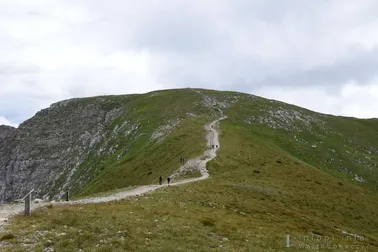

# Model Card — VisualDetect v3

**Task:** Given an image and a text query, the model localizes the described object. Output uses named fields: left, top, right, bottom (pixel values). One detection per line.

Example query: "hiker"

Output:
left=182, top=157, right=185, bottom=164
left=159, top=176, right=162, bottom=185
left=167, top=176, right=171, bottom=185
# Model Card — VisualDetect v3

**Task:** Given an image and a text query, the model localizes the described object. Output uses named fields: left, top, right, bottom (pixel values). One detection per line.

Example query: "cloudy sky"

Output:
left=1, top=0, right=378, bottom=127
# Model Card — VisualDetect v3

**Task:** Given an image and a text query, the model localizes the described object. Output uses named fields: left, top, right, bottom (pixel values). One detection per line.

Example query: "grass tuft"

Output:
left=0, top=233, right=15, bottom=241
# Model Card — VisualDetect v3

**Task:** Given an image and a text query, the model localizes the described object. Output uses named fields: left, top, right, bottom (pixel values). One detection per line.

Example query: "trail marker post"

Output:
left=25, top=193, right=31, bottom=216
left=22, top=189, right=34, bottom=216
left=66, top=190, right=70, bottom=201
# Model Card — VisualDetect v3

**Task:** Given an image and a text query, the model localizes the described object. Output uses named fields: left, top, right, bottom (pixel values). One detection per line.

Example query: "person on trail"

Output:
left=159, top=176, right=162, bottom=185
left=167, top=176, right=171, bottom=185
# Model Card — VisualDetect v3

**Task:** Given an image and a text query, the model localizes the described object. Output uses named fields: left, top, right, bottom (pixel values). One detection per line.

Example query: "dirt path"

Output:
left=0, top=116, right=227, bottom=230
left=0, top=201, right=51, bottom=232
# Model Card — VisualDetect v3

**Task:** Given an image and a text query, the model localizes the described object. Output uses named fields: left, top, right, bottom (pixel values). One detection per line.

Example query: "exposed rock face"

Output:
left=150, top=119, right=182, bottom=142
left=0, top=125, right=18, bottom=202
left=0, top=97, right=134, bottom=203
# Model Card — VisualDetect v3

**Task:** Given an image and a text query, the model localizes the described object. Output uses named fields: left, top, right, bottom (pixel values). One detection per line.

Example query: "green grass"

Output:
left=3, top=118, right=378, bottom=251
left=71, top=185, right=138, bottom=200
left=2, top=88, right=378, bottom=251
left=224, top=94, right=378, bottom=192
left=78, top=116, right=208, bottom=197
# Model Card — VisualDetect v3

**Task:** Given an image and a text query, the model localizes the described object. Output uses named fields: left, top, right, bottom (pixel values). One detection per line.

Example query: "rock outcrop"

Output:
left=0, top=97, right=135, bottom=203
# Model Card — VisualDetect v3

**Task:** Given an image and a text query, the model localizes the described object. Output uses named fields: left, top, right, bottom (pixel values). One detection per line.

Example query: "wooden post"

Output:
left=285, top=235, right=291, bottom=248
left=25, top=193, right=31, bottom=216
left=66, top=190, right=70, bottom=201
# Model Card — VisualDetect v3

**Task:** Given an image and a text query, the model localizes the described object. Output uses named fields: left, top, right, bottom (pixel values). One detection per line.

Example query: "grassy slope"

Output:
left=2, top=89, right=378, bottom=251
left=78, top=117, right=208, bottom=197
left=72, top=89, right=216, bottom=197
left=227, top=93, right=378, bottom=192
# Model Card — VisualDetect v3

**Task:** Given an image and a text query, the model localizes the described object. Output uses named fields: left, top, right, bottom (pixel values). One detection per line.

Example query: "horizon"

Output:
left=1, top=1, right=378, bottom=126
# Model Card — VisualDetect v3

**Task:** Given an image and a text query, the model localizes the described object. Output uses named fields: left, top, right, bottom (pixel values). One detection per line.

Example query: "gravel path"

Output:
left=0, top=116, right=227, bottom=230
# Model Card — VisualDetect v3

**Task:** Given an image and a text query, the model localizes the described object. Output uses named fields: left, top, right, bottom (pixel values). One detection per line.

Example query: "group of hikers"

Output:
left=159, top=176, right=170, bottom=185
left=156, top=128, right=218, bottom=185
left=158, top=156, right=187, bottom=186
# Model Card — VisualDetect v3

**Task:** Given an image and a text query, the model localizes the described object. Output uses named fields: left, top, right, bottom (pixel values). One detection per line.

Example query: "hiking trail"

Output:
left=0, top=116, right=227, bottom=231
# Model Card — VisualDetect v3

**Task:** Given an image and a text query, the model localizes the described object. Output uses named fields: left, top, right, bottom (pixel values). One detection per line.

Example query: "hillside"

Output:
left=1, top=88, right=378, bottom=251
left=0, top=89, right=218, bottom=203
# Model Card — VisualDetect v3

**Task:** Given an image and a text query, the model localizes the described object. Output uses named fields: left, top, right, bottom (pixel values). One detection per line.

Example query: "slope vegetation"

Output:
left=1, top=88, right=378, bottom=251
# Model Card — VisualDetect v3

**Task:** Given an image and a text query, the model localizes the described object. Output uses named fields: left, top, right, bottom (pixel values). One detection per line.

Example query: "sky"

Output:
left=1, top=0, right=378, bottom=127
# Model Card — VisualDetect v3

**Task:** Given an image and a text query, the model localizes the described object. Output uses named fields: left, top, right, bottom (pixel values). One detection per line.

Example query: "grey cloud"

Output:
left=2, top=0, right=378, bottom=125
left=240, top=47, right=378, bottom=95
left=133, top=12, right=218, bottom=53
left=0, top=96, right=43, bottom=124
left=27, top=11, right=42, bottom=16
left=0, top=65, right=41, bottom=75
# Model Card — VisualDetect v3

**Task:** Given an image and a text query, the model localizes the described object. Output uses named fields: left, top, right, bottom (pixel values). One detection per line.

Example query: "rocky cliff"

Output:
left=0, top=96, right=138, bottom=203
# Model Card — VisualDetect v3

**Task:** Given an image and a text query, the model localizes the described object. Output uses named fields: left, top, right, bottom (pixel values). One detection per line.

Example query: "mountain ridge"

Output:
left=0, top=88, right=377, bottom=205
